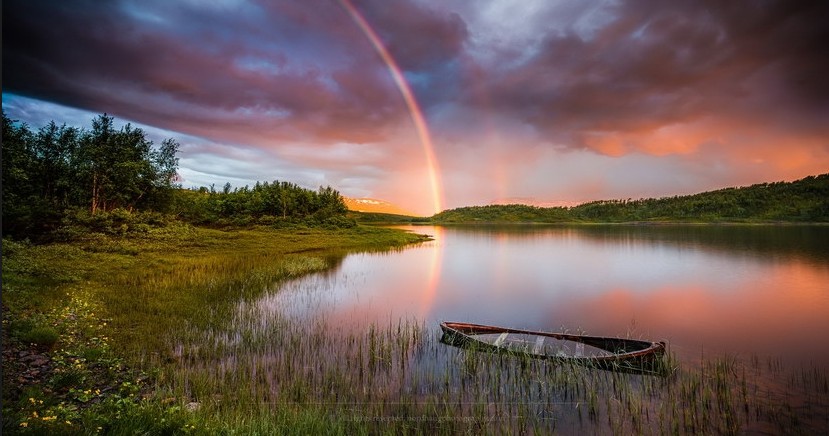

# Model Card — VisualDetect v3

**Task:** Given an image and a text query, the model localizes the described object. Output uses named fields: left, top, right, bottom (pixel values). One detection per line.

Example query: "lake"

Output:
left=197, top=224, right=829, bottom=432
left=269, top=225, right=829, bottom=365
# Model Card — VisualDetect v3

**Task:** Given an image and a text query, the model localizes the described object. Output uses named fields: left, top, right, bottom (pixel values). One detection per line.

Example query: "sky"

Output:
left=3, top=0, right=828, bottom=216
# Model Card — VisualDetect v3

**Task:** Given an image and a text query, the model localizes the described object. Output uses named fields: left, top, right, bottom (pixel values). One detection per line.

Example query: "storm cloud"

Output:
left=4, top=0, right=828, bottom=214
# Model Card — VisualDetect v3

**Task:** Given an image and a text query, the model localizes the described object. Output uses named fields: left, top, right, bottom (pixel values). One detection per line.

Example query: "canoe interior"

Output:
left=470, top=332, right=617, bottom=358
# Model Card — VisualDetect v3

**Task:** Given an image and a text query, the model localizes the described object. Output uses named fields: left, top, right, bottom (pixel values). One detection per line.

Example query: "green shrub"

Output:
left=20, top=326, right=59, bottom=348
left=50, top=367, right=86, bottom=391
left=2, top=238, right=31, bottom=256
left=321, top=215, right=357, bottom=229
left=8, top=318, right=36, bottom=338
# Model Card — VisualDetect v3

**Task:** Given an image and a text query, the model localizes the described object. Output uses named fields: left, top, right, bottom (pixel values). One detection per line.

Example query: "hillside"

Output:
left=431, top=174, right=829, bottom=223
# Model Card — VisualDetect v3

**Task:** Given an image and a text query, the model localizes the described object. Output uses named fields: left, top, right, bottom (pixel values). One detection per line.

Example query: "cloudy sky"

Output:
left=4, top=0, right=828, bottom=215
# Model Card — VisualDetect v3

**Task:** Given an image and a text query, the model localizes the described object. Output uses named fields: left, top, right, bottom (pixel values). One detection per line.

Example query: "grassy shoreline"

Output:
left=2, top=224, right=429, bottom=433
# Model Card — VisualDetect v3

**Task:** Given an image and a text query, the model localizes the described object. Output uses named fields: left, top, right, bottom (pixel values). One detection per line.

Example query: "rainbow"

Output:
left=339, top=0, right=444, bottom=215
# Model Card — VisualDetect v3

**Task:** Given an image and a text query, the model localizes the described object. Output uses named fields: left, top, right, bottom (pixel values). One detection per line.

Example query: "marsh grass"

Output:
left=165, top=288, right=829, bottom=434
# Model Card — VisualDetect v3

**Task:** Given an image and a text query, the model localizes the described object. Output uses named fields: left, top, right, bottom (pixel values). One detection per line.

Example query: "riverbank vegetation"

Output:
left=0, top=112, right=425, bottom=432
left=430, top=174, right=829, bottom=224
left=1, top=224, right=430, bottom=433
left=2, top=112, right=354, bottom=241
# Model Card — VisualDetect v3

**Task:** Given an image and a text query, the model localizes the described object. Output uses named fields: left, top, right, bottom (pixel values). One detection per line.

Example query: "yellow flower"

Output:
left=32, top=411, right=39, bottom=418
left=20, top=422, right=28, bottom=428
left=29, top=397, right=36, bottom=403
left=65, top=420, right=72, bottom=425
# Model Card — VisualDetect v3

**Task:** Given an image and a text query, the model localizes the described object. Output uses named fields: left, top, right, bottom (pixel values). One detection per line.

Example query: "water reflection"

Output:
left=267, top=225, right=829, bottom=365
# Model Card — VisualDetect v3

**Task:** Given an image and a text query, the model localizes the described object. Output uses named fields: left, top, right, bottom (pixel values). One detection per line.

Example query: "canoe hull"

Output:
left=440, top=321, right=666, bottom=372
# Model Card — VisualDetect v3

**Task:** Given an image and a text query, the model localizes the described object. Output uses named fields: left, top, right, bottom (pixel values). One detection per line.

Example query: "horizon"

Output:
left=4, top=1, right=829, bottom=216
left=349, top=172, right=826, bottom=217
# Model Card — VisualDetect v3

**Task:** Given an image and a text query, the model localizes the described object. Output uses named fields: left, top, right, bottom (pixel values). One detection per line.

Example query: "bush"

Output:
left=50, top=367, right=86, bottom=391
left=20, top=326, right=59, bottom=348
left=58, top=207, right=174, bottom=238
left=2, top=238, right=31, bottom=256
left=8, top=318, right=36, bottom=338
left=320, top=215, right=357, bottom=229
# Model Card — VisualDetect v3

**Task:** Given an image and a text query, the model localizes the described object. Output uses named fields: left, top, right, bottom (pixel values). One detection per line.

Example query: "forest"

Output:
left=2, top=112, right=351, bottom=239
left=431, top=174, right=829, bottom=223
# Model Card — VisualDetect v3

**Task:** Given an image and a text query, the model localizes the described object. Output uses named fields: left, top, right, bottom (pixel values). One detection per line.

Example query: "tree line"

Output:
left=3, top=112, right=179, bottom=236
left=171, top=182, right=349, bottom=227
left=431, top=175, right=829, bottom=223
left=2, top=112, right=351, bottom=238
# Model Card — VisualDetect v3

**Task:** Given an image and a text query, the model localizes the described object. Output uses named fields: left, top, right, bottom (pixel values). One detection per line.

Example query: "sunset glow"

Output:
left=3, top=1, right=828, bottom=215
left=339, top=0, right=444, bottom=214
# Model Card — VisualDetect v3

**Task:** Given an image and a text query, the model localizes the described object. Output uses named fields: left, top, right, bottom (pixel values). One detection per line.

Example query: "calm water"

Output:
left=202, top=225, right=829, bottom=432
left=269, top=225, right=829, bottom=365
left=263, top=226, right=829, bottom=364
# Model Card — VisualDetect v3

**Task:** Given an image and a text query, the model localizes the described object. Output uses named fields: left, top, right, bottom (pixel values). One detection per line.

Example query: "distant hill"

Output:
left=489, top=198, right=582, bottom=208
left=431, top=174, right=829, bottom=223
left=346, top=211, right=428, bottom=223
left=343, top=197, right=417, bottom=216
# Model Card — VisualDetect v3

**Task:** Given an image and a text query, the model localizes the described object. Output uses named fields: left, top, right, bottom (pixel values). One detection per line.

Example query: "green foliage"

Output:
left=348, top=211, right=429, bottom=223
left=57, top=207, right=167, bottom=237
left=20, top=327, right=60, bottom=348
left=432, top=204, right=571, bottom=223
left=2, top=112, right=181, bottom=238
left=2, top=111, right=353, bottom=239
left=432, top=174, right=829, bottom=223
left=169, top=182, right=350, bottom=227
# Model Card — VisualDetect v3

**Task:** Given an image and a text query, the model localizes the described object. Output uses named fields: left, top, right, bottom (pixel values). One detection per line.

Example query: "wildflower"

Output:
left=29, top=397, right=36, bottom=404
left=65, top=420, right=72, bottom=425
left=20, top=422, right=28, bottom=428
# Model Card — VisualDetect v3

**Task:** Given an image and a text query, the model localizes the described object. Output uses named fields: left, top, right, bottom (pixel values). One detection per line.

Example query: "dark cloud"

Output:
left=478, top=0, right=829, bottom=152
left=2, top=0, right=435, bottom=144
left=5, top=0, right=827, bottom=150
left=4, top=0, right=829, bottom=213
left=354, top=0, right=468, bottom=72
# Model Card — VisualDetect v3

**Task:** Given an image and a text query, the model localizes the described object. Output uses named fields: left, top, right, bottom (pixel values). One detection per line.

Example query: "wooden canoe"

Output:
left=440, top=321, right=666, bottom=371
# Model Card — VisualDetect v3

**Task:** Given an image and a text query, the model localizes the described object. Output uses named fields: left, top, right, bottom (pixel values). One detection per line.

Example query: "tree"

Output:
left=77, top=114, right=179, bottom=214
left=2, top=112, right=182, bottom=237
left=2, top=113, right=36, bottom=234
